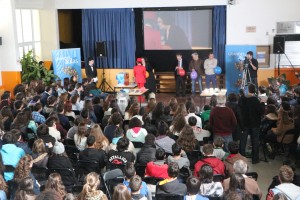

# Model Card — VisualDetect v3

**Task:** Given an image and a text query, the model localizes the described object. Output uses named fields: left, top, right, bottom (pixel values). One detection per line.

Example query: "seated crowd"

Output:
left=0, top=78, right=299, bottom=200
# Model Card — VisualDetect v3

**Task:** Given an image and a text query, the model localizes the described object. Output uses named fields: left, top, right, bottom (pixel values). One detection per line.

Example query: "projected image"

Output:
left=143, top=10, right=212, bottom=50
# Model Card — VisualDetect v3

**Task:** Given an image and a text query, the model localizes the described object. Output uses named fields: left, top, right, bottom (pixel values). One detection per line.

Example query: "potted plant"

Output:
left=20, top=50, right=57, bottom=85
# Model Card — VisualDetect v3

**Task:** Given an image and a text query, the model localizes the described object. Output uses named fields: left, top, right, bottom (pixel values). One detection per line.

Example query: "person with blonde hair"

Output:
left=90, top=124, right=109, bottom=152
left=45, top=173, right=67, bottom=198
left=78, top=172, right=107, bottom=200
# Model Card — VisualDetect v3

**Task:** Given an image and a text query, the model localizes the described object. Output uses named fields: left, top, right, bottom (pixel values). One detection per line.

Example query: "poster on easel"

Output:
left=52, top=48, right=82, bottom=84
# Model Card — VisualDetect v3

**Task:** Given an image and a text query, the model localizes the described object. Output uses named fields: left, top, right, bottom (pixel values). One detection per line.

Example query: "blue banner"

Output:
left=225, top=45, right=256, bottom=94
left=52, top=48, right=82, bottom=84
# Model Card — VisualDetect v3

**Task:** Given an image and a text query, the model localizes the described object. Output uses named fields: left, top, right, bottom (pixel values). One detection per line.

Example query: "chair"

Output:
left=135, top=164, right=146, bottom=179
left=72, top=110, right=80, bottom=116
left=48, top=168, right=78, bottom=192
left=205, top=197, right=222, bottom=200
left=213, top=174, right=225, bottom=182
left=132, top=141, right=144, bottom=148
left=76, top=160, right=100, bottom=182
left=103, top=169, right=124, bottom=199
left=64, top=138, right=76, bottom=146
left=245, top=172, right=258, bottom=181
left=277, top=128, right=298, bottom=156
left=4, top=165, right=15, bottom=172
left=72, top=185, right=84, bottom=195
left=179, top=167, right=191, bottom=183
left=64, top=145, right=79, bottom=167
left=155, top=194, right=184, bottom=200
left=143, top=177, right=164, bottom=185
left=31, top=166, right=48, bottom=183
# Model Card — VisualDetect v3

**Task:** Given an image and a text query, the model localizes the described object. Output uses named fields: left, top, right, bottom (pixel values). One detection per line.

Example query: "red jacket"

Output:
left=193, top=156, right=225, bottom=177
left=145, top=161, right=169, bottom=179
left=134, top=65, right=146, bottom=84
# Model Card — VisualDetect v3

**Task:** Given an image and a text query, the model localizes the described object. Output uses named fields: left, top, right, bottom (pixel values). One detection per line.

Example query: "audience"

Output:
left=107, top=137, right=135, bottom=170
left=155, top=121, right=175, bottom=154
left=156, top=162, right=187, bottom=196
left=199, top=164, right=223, bottom=197
left=267, top=165, right=300, bottom=200
left=137, top=134, right=156, bottom=166
left=212, top=136, right=227, bottom=160
left=79, top=135, right=107, bottom=171
left=126, top=117, right=148, bottom=143
left=223, top=159, right=262, bottom=199
left=209, top=95, right=237, bottom=151
left=112, top=184, right=131, bottom=200
left=0, top=77, right=299, bottom=200
left=123, top=163, right=150, bottom=199
left=185, top=176, right=208, bottom=200
left=194, top=144, right=225, bottom=177
left=224, top=141, right=247, bottom=176
left=167, top=143, right=190, bottom=169
left=77, top=172, right=107, bottom=200
left=145, top=148, right=168, bottom=179
left=45, top=173, right=67, bottom=198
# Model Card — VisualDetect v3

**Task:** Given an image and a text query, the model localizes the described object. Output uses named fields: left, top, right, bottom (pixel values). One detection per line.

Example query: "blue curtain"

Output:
left=82, top=9, right=136, bottom=69
left=213, top=6, right=226, bottom=72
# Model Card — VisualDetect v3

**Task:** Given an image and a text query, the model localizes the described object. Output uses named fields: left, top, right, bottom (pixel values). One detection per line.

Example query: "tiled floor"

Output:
left=153, top=92, right=299, bottom=199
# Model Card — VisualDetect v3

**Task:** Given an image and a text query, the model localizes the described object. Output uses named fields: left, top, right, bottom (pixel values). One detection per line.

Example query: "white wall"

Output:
left=54, top=0, right=227, bottom=9
left=0, top=0, right=21, bottom=71
left=40, top=0, right=59, bottom=60
left=227, top=0, right=300, bottom=45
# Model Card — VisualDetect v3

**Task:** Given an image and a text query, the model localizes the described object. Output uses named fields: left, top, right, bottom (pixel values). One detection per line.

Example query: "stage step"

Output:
left=155, top=72, right=225, bottom=93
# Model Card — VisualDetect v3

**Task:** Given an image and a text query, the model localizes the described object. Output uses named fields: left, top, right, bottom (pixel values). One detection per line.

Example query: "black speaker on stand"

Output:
left=273, top=36, right=285, bottom=76
left=96, top=41, right=113, bottom=92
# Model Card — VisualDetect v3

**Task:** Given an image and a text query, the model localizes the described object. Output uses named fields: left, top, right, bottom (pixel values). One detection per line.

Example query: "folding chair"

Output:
left=76, top=160, right=100, bottom=183
left=48, top=168, right=78, bottom=192
left=179, top=167, right=191, bottom=184
left=213, top=174, right=225, bottom=182
left=103, top=168, right=124, bottom=199
left=135, top=164, right=146, bottom=179
left=64, top=138, right=76, bottom=146
left=143, top=177, right=164, bottom=185
left=31, top=166, right=48, bottom=183
left=155, top=194, right=184, bottom=200
left=132, top=141, right=144, bottom=148
left=245, top=172, right=258, bottom=181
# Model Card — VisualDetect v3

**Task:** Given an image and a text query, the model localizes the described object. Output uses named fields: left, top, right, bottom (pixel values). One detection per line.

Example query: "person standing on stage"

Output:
left=134, top=58, right=146, bottom=89
left=85, top=57, right=98, bottom=82
left=174, top=53, right=189, bottom=97
left=189, top=52, right=204, bottom=95
left=142, top=57, right=156, bottom=94
left=244, top=51, right=259, bottom=89
left=204, top=52, right=218, bottom=89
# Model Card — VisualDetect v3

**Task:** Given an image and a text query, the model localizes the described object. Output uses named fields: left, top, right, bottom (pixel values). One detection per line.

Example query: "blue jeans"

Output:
left=191, top=76, right=202, bottom=94
left=240, top=127, right=260, bottom=162
left=205, top=74, right=217, bottom=89
left=214, top=134, right=233, bottom=152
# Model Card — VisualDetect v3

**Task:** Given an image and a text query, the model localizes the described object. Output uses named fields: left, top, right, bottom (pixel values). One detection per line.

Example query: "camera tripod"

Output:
left=241, top=64, right=252, bottom=89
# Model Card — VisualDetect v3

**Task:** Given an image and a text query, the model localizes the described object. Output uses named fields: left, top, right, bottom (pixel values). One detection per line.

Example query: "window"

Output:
left=15, top=9, right=41, bottom=59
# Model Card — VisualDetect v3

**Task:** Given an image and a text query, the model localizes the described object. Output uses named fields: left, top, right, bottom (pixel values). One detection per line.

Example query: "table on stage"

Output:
left=199, top=89, right=227, bottom=105
left=114, top=83, right=137, bottom=92
left=128, top=89, right=149, bottom=106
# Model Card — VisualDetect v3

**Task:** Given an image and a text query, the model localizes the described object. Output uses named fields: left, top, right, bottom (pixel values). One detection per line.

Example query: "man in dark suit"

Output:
left=174, top=53, right=189, bottom=97
left=85, top=57, right=98, bottom=81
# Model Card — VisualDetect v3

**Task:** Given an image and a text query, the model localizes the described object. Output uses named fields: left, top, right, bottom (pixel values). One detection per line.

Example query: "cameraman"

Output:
left=244, top=51, right=258, bottom=89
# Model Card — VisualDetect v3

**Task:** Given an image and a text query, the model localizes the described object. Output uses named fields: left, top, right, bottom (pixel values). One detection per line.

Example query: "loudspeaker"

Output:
left=273, top=36, right=285, bottom=54
left=0, top=37, right=2, bottom=45
left=96, top=41, right=106, bottom=57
